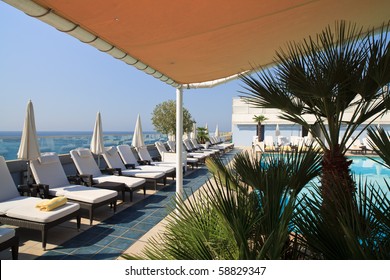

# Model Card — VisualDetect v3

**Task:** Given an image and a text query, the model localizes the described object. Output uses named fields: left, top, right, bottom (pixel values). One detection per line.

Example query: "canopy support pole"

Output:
left=176, top=86, right=184, bottom=202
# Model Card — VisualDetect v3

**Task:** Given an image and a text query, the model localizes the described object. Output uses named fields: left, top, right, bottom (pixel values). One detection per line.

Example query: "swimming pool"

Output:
left=262, top=154, right=390, bottom=198
left=349, top=156, right=390, bottom=188
left=296, top=155, right=389, bottom=206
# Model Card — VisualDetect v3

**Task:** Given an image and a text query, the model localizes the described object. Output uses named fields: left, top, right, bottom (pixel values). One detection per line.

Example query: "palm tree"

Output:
left=253, top=114, right=267, bottom=141
left=241, top=21, right=390, bottom=209
left=196, top=127, right=210, bottom=144
left=124, top=148, right=323, bottom=260
left=123, top=148, right=390, bottom=259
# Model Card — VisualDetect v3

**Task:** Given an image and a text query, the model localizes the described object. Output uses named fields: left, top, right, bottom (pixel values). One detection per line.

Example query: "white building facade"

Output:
left=232, top=97, right=390, bottom=147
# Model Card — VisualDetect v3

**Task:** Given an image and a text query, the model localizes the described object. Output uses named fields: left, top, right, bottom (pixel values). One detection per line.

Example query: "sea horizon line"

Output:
left=0, top=130, right=161, bottom=136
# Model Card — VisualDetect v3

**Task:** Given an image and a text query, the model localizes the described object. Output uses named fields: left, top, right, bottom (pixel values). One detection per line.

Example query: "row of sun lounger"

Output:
left=154, top=137, right=233, bottom=167
left=0, top=156, right=81, bottom=251
left=0, top=138, right=234, bottom=255
left=0, top=145, right=150, bottom=250
left=254, top=135, right=376, bottom=154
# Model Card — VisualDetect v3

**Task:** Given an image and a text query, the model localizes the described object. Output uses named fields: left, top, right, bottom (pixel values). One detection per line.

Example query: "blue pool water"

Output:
left=261, top=154, right=389, bottom=196
left=304, top=156, right=390, bottom=200
left=349, top=156, right=390, bottom=187
left=350, top=156, right=390, bottom=175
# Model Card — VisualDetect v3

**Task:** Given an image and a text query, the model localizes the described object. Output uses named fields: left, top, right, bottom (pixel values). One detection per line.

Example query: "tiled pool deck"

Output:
left=0, top=149, right=238, bottom=260
left=39, top=167, right=212, bottom=260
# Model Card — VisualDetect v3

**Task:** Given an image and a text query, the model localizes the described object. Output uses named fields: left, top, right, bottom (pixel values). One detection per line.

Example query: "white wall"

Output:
left=232, top=97, right=390, bottom=147
left=232, top=123, right=303, bottom=146
left=232, top=124, right=257, bottom=146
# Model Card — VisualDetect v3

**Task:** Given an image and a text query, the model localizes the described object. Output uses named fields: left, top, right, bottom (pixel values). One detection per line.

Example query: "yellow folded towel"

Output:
left=36, top=196, right=67, bottom=211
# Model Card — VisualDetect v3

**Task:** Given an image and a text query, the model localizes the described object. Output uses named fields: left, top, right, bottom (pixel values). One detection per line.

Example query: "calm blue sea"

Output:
left=0, top=131, right=168, bottom=160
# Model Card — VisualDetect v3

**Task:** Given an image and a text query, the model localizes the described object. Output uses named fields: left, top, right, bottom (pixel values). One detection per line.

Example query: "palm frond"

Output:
left=295, top=175, right=390, bottom=259
left=240, top=21, right=390, bottom=153
left=366, top=126, right=390, bottom=169
left=124, top=189, right=239, bottom=260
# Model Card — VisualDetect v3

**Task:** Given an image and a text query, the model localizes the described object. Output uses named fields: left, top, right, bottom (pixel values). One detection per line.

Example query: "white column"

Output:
left=176, top=86, right=184, bottom=200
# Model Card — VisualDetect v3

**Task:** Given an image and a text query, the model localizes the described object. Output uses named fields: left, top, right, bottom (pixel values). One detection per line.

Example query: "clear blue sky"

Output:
left=0, top=2, right=243, bottom=133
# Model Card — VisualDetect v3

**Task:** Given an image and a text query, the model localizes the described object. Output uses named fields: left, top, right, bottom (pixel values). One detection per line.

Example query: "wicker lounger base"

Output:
left=0, top=209, right=81, bottom=250
left=68, top=196, right=117, bottom=226
left=143, top=174, right=167, bottom=191
left=92, top=182, right=127, bottom=202
left=187, top=161, right=198, bottom=169
left=167, top=170, right=175, bottom=180
left=126, top=183, right=146, bottom=202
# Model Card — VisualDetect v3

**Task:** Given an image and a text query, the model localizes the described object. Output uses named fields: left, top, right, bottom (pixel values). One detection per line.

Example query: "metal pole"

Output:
left=176, top=86, right=184, bottom=201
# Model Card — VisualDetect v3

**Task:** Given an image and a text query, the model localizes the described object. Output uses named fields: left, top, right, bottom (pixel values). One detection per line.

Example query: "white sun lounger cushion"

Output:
left=0, top=190, right=79, bottom=223
left=128, top=145, right=175, bottom=171
left=30, top=153, right=76, bottom=188
left=103, top=147, right=127, bottom=170
left=91, top=174, right=146, bottom=189
left=70, top=149, right=146, bottom=189
left=38, top=152, right=59, bottom=165
left=70, top=149, right=102, bottom=177
left=5, top=201, right=80, bottom=223
left=30, top=153, right=118, bottom=203
left=134, top=146, right=149, bottom=161
left=118, top=145, right=140, bottom=165
left=0, top=196, right=41, bottom=215
left=78, top=148, right=93, bottom=158
left=105, top=146, right=118, bottom=156
left=0, top=157, right=21, bottom=202
left=187, top=153, right=207, bottom=159
left=0, top=156, right=80, bottom=225
left=107, top=145, right=176, bottom=174
left=132, top=146, right=172, bottom=168
left=155, top=142, right=197, bottom=164
left=120, top=169, right=165, bottom=179
left=130, top=145, right=177, bottom=169
left=104, top=146, right=165, bottom=179
left=135, top=164, right=175, bottom=174
left=48, top=185, right=117, bottom=204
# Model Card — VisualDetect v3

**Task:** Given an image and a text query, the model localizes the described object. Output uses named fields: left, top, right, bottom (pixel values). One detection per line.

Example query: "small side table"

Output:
left=92, top=182, right=127, bottom=202
left=0, top=228, right=19, bottom=260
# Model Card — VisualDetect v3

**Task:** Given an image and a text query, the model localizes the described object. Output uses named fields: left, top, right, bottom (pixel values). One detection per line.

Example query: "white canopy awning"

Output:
left=4, top=0, right=390, bottom=88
